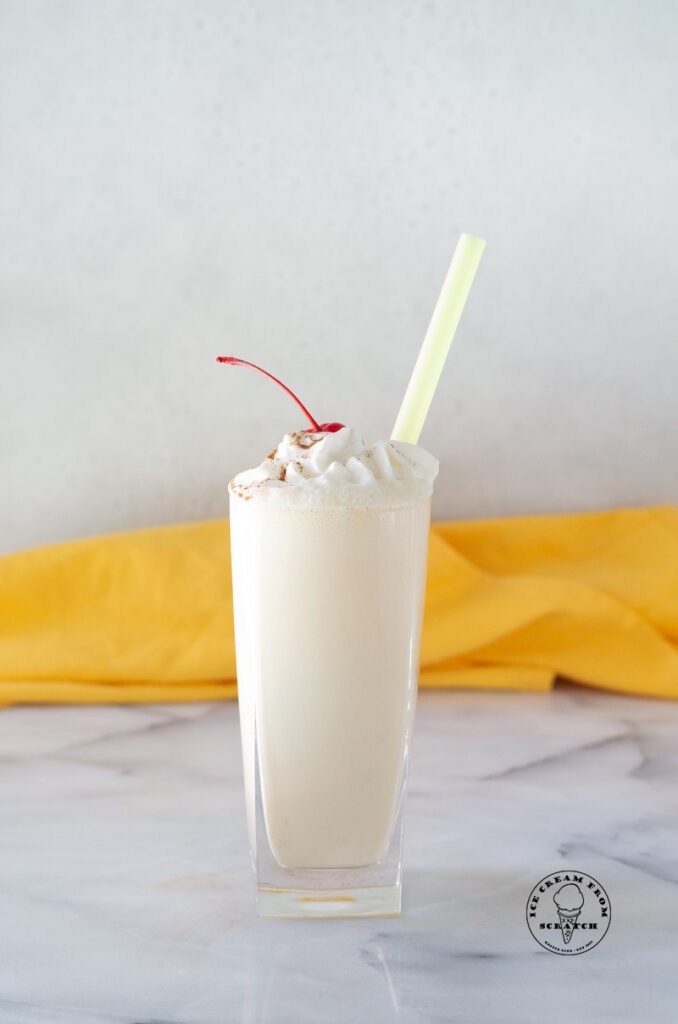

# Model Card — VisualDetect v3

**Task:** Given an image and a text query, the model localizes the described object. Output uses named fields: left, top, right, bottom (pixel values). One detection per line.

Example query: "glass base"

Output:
left=250, top=724, right=406, bottom=918
left=258, top=883, right=401, bottom=918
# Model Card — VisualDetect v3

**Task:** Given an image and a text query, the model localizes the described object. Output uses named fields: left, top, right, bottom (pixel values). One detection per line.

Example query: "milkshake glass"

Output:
left=229, top=427, right=437, bottom=917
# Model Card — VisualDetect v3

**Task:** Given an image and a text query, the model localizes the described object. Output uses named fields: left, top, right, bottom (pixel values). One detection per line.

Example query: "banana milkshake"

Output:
left=230, top=428, right=437, bottom=874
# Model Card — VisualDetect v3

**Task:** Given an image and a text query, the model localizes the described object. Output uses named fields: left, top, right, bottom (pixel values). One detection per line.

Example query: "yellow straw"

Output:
left=391, top=233, right=485, bottom=445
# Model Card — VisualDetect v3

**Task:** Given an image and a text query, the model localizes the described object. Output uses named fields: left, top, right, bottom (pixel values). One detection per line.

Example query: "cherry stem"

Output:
left=216, top=357, right=321, bottom=432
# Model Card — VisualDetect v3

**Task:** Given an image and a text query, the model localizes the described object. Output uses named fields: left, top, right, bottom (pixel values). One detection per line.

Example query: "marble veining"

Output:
left=0, top=687, right=677, bottom=1023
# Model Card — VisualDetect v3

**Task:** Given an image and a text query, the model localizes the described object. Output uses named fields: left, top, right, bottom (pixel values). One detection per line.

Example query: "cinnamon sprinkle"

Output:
left=289, top=430, right=323, bottom=449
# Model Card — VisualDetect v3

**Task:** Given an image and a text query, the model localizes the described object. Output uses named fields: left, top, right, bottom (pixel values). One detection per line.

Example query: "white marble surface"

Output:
left=1, top=686, right=677, bottom=1023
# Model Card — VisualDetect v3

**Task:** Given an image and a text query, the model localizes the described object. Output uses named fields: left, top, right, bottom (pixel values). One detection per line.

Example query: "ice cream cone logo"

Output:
left=526, top=871, right=611, bottom=955
left=553, top=883, right=585, bottom=945
left=557, top=880, right=585, bottom=942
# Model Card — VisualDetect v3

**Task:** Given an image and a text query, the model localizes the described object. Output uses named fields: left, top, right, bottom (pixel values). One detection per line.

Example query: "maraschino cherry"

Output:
left=217, top=357, right=345, bottom=433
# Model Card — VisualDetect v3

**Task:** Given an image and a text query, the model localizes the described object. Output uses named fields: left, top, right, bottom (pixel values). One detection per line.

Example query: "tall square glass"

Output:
left=229, top=491, right=431, bottom=917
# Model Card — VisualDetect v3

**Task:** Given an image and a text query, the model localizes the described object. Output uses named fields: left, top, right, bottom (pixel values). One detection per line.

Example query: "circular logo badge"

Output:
left=526, top=870, right=611, bottom=955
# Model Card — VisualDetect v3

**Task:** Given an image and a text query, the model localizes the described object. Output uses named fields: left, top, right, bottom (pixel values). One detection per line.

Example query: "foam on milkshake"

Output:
left=230, top=426, right=438, bottom=506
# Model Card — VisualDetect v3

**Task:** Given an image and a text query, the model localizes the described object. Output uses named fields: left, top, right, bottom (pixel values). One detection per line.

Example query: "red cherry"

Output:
left=318, top=422, right=346, bottom=432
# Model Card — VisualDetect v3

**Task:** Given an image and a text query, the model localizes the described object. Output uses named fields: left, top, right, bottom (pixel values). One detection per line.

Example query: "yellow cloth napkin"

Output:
left=2, top=506, right=678, bottom=704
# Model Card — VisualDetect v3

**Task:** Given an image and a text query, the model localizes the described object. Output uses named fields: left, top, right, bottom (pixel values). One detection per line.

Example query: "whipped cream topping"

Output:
left=230, top=427, right=438, bottom=506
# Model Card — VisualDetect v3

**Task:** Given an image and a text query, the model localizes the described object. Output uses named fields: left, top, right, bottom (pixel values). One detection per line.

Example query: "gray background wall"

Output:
left=2, top=0, right=676, bottom=553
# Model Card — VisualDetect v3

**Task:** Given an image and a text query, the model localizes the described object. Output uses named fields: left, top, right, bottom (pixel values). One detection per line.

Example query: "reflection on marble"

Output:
left=1, top=686, right=677, bottom=1022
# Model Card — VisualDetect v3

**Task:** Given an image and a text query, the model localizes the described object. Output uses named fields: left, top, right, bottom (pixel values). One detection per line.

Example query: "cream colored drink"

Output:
left=230, top=427, right=437, bottom=870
